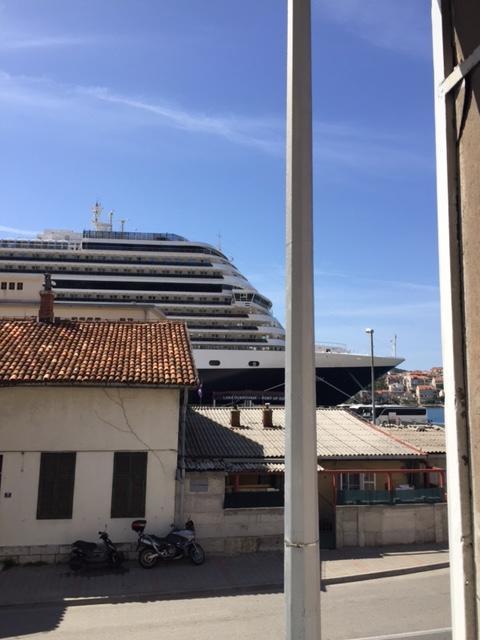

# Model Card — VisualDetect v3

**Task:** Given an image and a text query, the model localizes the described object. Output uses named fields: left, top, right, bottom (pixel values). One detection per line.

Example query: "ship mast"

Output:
left=91, top=202, right=113, bottom=232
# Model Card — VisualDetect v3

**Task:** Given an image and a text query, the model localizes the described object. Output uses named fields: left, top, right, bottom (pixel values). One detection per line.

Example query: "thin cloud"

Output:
left=0, top=35, right=92, bottom=50
left=317, top=0, right=431, bottom=59
left=77, top=85, right=282, bottom=153
left=313, top=121, right=433, bottom=173
left=0, top=225, right=38, bottom=236
left=0, top=70, right=431, bottom=171
left=316, top=300, right=439, bottom=319
left=0, top=70, right=282, bottom=154
left=314, top=268, right=439, bottom=293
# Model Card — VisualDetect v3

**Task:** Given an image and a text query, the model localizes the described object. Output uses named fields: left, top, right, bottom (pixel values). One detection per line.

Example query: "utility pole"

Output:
left=284, top=0, right=320, bottom=639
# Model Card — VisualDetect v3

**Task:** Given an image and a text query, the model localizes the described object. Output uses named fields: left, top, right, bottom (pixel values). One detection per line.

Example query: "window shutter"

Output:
left=37, top=452, right=76, bottom=519
left=111, top=452, right=147, bottom=518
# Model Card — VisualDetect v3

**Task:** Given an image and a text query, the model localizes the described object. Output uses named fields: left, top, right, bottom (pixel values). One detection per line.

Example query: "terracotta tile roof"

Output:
left=0, top=319, right=198, bottom=387
left=185, top=407, right=424, bottom=466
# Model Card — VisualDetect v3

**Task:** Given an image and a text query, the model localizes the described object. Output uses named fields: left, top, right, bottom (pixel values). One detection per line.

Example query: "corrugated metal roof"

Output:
left=377, top=427, right=446, bottom=454
left=184, top=457, right=324, bottom=473
left=186, top=407, right=423, bottom=463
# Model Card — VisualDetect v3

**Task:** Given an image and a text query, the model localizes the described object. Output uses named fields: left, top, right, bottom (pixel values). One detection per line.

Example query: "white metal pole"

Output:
left=285, top=0, right=321, bottom=638
left=431, top=1, right=477, bottom=638
left=370, top=331, right=375, bottom=424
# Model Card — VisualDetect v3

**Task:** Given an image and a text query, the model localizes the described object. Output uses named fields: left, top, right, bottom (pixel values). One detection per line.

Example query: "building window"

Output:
left=209, top=360, right=221, bottom=366
left=224, top=473, right=284, bottom=508
left=16, top=282, right=23, bottom=290
left=248, top=361, right=260, bottom=367
left=340, top=472, right=376, bottom=491
left=1, top=282, right=6, bottom=290
left=37, top=452, right=76, bottom=519
left=111, top=452, right=147, bottom=518
left=8, top=282, right=15, bottom=290
left=189, top=477, right=209, bottom=493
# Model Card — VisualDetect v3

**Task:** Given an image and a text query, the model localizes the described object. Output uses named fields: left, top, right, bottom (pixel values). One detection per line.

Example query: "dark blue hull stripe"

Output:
left=193, top=365, right=393, bottom=405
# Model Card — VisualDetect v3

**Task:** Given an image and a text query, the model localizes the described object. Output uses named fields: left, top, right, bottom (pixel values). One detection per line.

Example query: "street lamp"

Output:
left=365, top=329, right=375, bottom=424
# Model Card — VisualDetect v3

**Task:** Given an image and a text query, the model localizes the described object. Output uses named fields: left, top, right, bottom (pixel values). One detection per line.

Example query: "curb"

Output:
left=0, top=561, right=449, bottom=609
left=321, top=560, right=450, bottom=586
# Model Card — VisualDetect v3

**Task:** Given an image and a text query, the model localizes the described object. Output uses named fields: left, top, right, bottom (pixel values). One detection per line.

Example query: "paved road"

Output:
left=0, top=569, right=450, bottom=640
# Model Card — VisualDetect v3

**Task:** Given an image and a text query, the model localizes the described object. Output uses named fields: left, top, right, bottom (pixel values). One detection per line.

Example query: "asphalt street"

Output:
left=0, top=569, right=450, bottom=640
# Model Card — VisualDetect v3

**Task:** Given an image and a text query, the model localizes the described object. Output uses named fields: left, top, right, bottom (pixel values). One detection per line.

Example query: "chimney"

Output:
left=262, top=403, right=273, bottom=428
left=230, top=405, right=241, bottom=427
left=38, top=274, right=55, bottom=323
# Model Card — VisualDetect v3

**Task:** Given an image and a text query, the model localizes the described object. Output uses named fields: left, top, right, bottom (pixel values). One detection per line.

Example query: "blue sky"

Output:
left=0, top=0, right=440, bottom=369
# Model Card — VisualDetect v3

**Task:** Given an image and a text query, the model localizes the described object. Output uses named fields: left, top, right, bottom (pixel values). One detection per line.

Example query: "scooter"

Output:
left=132, top=519, right=206, bottom=568
left=69, top=531, right=124, bottom=571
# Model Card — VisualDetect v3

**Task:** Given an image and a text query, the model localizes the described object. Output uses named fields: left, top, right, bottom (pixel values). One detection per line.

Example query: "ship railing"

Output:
left=315, top=342, right=350, bottom=354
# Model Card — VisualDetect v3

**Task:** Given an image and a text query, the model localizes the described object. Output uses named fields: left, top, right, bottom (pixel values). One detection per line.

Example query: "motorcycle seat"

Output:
left=72, top=540, right=97, bottom=551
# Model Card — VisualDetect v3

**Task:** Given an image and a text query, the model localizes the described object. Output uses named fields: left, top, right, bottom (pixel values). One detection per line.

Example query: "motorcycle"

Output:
left=69, top=530, right=124, bottom=571
left=132, top=519, right=206, bottom=568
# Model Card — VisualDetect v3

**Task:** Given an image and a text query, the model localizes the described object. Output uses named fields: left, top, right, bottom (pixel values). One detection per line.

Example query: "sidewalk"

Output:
left=0, top=544, right=449, bottom=608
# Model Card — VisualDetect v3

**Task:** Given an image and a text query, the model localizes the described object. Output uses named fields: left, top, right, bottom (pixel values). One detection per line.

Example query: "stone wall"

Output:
left=179, top=472, right=284, bottom=553
left=336, top=503, right=448, bottom=548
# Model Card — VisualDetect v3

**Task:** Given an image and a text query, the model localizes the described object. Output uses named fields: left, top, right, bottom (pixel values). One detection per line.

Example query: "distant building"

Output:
left=181, top=406, right=447, bottom=551
left=416, top=385, right=437, bottom=404
left=405, top=374, right=429, bottom=392
left=388, top=381, right=405, bottom=394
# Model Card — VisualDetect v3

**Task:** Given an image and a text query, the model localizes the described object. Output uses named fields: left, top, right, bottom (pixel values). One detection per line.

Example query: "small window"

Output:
left=209, top=360, right=221, bottom=366
left=8, top=282, right=15, bottom=290
left=111, top=452, right=147, bottom=518
left=190, top=477, right=209, bottom=493
left=248, top=361, right=260, bottom=367
left=1, top=282, right=6, bottom=290
left=16, top=282, right=23, bottom=290
left=37, top=452, right=76, bottom=519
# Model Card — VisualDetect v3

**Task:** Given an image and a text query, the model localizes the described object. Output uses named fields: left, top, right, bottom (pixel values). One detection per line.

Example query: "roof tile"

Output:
left=0, top=319, right=198, bottom=388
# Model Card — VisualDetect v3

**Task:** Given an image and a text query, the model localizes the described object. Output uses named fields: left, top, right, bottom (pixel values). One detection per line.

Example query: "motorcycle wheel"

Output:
left=69, top=556, right=85, bottom=571
left=139, top=547, right=159, bottom=569
left=189, top=543, right=206, bottom=566
left=110, top=551, right=124, bottom=568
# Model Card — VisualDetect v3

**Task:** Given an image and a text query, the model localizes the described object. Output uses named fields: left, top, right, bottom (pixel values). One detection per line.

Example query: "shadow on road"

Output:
left=0, top=605, right=66, bottom=638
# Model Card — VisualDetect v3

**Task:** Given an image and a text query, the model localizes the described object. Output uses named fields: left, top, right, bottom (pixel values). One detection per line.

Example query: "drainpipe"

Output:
left=177, top=389, right=188, bottom=526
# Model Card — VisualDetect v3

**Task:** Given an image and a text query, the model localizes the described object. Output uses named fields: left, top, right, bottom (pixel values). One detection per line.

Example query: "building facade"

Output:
left=0, top=317, right=197, bottom=563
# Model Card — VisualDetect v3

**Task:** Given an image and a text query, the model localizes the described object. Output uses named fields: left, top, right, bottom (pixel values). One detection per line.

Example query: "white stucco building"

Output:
left=0, top=306, right=198, bottom=563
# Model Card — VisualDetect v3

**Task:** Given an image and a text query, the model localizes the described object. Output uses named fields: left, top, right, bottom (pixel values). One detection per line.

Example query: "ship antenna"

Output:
left=108, top=210, right=114, bottom=231
left=391, top=334, right=397, bottom=358
left=217, top=232, right=222, bottom=251
left=120, top=218, right=126, bottom=232
left=91, top=201, right=103, bottom=230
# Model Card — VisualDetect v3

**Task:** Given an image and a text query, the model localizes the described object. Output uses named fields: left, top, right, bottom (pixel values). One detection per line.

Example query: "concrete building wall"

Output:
left=0, top=386, right=180, bottom=559
left=182, top=470, right=446, bottom=554
left=335, top=503, right=448, bottom=548
left=180, top=472, right=284, bottom=553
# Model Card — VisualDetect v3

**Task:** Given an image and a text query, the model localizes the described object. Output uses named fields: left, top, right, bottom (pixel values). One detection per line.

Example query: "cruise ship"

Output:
left=0, top=205, right=402, bottom=404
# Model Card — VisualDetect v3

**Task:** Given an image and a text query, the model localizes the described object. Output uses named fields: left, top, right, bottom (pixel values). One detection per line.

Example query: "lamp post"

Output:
left=365, top=329, right=375, bottom=425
